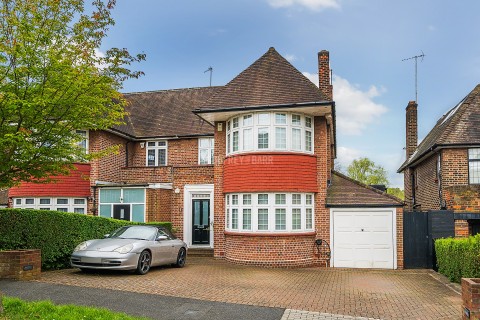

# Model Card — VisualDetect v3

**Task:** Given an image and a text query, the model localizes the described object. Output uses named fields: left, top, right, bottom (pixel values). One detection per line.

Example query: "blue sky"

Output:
left=98, top=0, right=480, bottom=188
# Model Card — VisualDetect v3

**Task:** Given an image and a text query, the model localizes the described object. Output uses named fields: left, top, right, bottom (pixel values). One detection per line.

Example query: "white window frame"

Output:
left=198, top=137, right=214, bottom=165
left=75, top=130, right=89, bottom=154
left=226, top=112, right=314, bottom=155
left=469, top=148, right=480, bottom=184
left=98, top=187, right=146, bottom=222
left=12, top=197, right=88, bottom=213
left=146, top=140, right=168, bottom=166
left=225, top=192, right=314, bottom=233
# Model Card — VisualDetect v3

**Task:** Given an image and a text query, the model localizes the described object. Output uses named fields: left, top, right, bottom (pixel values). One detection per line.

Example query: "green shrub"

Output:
left=435, top=235, right=480, bottom=283
left=0, top=209, right=172, bottom=270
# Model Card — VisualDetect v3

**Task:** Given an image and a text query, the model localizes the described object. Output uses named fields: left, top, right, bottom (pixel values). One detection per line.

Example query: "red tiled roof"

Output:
left=198, top=47, right=326, bottom=110
left=8, top=164, right=91, bottom=197
left=326, top=171, right=403, bottom=207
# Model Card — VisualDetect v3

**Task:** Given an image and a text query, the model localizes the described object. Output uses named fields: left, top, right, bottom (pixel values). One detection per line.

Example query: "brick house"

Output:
left=8, top=48, right=403, bottom=268
left=398, top=84, right=480, bottom=237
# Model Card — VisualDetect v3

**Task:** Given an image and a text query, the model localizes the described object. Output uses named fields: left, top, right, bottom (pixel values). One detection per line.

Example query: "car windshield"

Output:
left=109, top=226, right=157, bottom=241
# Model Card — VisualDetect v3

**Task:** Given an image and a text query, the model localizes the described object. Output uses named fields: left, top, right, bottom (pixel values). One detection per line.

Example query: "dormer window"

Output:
left=226, top=112, right=313, bottom=155
left=146, top=141, right=167, bottom=166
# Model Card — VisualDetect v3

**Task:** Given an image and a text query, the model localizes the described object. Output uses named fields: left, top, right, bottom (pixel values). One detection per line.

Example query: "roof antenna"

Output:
left=402, top=51, right=425, bottom=103
left=204, top=66, right=213, bottom=87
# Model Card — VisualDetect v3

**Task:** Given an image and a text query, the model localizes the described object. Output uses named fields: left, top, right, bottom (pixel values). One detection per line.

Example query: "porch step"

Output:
left=188, top=248, right=214, bottom=257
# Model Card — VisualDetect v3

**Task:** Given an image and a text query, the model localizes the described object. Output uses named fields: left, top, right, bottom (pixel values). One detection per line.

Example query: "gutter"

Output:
left=193, top=100, right=334, bottom=114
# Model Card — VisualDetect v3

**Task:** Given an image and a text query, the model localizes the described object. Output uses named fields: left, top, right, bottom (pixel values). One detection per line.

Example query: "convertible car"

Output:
left=71, top=225, right=187, bottom=275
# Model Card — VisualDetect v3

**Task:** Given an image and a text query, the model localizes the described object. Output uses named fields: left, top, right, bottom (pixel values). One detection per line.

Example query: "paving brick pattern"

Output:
left=37, top=257, right=461, bottom=320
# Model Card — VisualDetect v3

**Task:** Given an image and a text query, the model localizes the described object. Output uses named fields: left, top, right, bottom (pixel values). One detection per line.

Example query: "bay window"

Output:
left=225, top=192, right=314, bottom=232
left=226, top=112, right=313, bottom=155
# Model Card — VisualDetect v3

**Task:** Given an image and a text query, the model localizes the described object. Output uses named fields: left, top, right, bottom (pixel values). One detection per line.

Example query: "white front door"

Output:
left=331, top=208, right=396, bottom=269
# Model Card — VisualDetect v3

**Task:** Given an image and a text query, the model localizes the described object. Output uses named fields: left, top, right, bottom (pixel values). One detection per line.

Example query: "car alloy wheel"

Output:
left=136, top=250, right=151, bottom=275
left=175, top=248, right=186, bottom=268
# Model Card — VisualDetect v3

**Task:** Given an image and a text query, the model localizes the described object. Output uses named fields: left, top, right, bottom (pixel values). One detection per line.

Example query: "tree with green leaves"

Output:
left=346, top=157, right=389, bottom=186
left=0, top=0, right=145, bottom=189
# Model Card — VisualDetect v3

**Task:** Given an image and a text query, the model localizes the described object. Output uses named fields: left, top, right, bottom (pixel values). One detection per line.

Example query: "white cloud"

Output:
left=335, top=146, right=361, bottom=170
left=285, top=54, right=296, bottom=62
left=266, top=0, right=340, bottom=11
left=302, top=72, right=388, bottom=135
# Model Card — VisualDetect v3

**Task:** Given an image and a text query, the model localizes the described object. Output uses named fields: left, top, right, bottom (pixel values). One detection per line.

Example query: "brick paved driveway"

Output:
left=37, top=257, right=461, bottom=320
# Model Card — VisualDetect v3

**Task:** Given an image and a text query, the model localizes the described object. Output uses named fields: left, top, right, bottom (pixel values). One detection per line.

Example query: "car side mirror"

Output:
left=104, top=234, right=110, bottom=238
left=156, top=235, right=168, bottom=241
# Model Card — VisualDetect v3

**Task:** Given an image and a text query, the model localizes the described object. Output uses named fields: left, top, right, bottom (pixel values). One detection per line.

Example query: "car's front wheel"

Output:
left=175, top=248, right=186, bottom=268
left=136, top=250, right=151, bottom=275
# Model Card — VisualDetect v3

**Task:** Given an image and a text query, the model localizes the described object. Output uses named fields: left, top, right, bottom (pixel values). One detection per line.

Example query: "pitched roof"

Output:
left=399, top=84, right=480, bottom=171
left=198, top=47, right=326, bottom=111
left=113, top=87, right=221, bottom=138
left=326, top=171, right=403, bottom=207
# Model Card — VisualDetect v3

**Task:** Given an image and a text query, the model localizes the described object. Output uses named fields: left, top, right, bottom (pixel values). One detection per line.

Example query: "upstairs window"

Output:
left=146, top=141, right=167, bottom=166
left=226, top=112, right=314, bottom=155
left=199, top=138, right=214, bottom=165
left=75, top=130, right=89, bottom=154
left=469, top=148, right=480, bottom=184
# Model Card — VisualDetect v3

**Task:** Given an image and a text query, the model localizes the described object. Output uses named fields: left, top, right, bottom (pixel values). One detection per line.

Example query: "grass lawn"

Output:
left=0, top=296, right=151, bottom=320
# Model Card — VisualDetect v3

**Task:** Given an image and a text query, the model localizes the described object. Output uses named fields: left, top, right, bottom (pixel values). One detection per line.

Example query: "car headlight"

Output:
left=113, top=243, right=134, bottom=254
left=73, top=241, right=90, bottom=252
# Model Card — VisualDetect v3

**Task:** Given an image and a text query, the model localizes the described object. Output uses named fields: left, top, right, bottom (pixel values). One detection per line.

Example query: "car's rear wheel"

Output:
left=175, top=248, right=186, bottom=268
left=136, top=250, right=151, bottom=275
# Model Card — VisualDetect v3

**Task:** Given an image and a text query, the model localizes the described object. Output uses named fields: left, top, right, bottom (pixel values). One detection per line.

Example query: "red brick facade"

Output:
left=403, top=144, right=480, bottom=237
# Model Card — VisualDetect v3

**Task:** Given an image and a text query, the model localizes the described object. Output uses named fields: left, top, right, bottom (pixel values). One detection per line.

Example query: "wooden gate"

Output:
left=403, top=210, right=454, bottom=269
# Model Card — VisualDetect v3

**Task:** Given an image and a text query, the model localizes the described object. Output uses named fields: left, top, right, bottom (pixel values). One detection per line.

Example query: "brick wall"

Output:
left=0, top=249, right=41, bottom=280
left=412, top=154, right=441, bottom=211
left=315, top=116, right=330, bottom=243
left=214, top=121, right=227, bottom=257
left=224, top=232, right=319, bottom=267
left=396, top=207, right=404, bottom=269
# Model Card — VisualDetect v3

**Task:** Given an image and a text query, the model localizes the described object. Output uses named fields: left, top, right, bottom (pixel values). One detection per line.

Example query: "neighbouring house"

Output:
left=8, top=48, right=403, bottom=268
left=398, top=84, right=480, bottom=237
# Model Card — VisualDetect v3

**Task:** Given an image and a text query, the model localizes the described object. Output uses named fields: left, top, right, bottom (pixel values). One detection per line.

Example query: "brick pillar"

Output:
left=0, top=249, right=41, bottom=280
left=315, top=117, right=329, bottom=243
left=462, top=278, right=480, bottom=319
left=213, top=121, right=226, bottom=258
left=318, top=50, right=333, bottom=101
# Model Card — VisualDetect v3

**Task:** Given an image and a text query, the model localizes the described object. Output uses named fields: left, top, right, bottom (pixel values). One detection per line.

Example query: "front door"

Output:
left=192, top=199, right=210, bottom=245
left=113, top=204, right=131, bottom=221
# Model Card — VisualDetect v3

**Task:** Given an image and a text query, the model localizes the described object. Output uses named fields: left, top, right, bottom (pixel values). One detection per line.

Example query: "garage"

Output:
left=326, top=172, right=403, bottom=269
left=330, top=208, right=396, bottom=269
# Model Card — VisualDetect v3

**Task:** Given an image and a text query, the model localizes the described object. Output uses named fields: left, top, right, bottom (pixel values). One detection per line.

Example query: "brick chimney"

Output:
left=406, top=101, right=418, bottom=159
left=318, top=50, right=333, bottom=101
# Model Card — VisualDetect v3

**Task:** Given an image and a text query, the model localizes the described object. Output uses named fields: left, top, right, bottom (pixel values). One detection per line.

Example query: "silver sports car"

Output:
left=71, top=225, right=187, bottom=275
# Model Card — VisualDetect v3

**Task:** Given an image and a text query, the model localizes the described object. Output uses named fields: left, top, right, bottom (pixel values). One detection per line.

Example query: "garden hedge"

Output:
left=435, top=235, right=480, bottom=283
left=0, top=209, right=172, bottom=270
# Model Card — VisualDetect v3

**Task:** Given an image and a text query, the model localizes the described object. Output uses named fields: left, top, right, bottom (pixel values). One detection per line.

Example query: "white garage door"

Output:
left=331, top=209, right=395, bottom=269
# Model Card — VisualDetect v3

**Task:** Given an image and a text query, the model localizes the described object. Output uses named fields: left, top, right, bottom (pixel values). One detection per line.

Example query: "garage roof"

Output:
left=326, top=171, right=404, bottom=207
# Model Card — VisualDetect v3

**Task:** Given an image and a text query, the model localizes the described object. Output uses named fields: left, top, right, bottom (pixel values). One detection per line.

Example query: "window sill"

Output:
left=224, top=231, right=316, bottom=237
